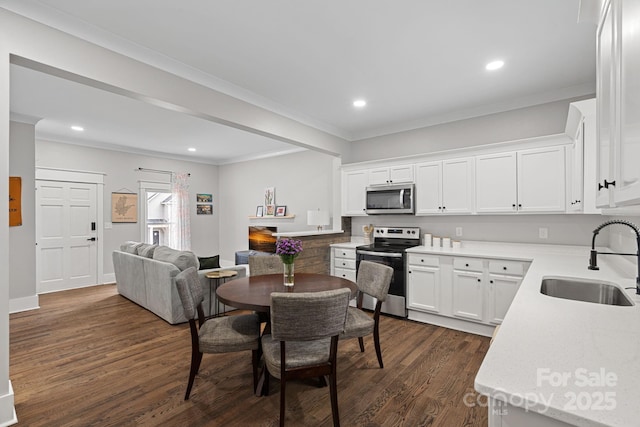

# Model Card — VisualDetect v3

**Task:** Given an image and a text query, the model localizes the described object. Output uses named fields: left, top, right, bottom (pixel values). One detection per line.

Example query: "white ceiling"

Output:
left=4, top=0, right=596, bottom=164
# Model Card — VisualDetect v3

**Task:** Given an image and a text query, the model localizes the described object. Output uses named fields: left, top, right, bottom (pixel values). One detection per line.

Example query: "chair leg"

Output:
left=252, top=349, right=259, bottom=391
left=318, top=375, right=327, bottom=387
left=373, top=327, right=384, bottom=369
left=280, top=376, right=286, bottom=427
left=329, top=371, right=340, bottom=427
left=184, top=350, right=203, bottom=400
left=358, top=337, right=365, bottom=353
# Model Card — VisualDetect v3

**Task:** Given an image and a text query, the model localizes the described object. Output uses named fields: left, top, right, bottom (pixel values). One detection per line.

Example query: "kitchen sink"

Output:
left=540, top=276, right=634, bottom=306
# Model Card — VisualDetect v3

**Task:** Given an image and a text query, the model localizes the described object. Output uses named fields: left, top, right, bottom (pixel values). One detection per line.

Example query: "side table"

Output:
left=204, top=270, right=238, bottom=317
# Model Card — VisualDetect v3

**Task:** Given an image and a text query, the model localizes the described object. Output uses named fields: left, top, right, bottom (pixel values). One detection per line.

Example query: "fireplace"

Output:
left=248, top=226, right=277, bottom=253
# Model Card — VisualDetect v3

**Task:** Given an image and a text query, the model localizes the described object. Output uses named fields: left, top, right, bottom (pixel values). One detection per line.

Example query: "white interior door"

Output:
left=36, top=180, right=98, bottom=293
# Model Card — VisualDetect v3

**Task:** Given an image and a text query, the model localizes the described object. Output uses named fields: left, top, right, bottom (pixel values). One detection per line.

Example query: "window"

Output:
left=139, top=181, right=172, bottom=245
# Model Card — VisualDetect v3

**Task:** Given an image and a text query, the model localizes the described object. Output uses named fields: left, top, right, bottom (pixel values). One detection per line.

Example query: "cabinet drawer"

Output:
left=334, top=248, right=356, bottom=259
left=334, top=268, right=356, bottom=282
left=408, top=253, right=440, bottom=267
left=453, top=257, right=483, bottom=272
left=488, top=260, right=526, bottom=276
left=335, top=259, right=356, bottom=269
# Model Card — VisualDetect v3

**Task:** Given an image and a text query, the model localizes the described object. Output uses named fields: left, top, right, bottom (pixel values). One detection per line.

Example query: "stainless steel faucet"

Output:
left=588, top=219, right=640, bottom=295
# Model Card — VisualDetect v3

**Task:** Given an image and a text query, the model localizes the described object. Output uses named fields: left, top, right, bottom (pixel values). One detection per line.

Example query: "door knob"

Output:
left=87, top=237, right=96, bottom=241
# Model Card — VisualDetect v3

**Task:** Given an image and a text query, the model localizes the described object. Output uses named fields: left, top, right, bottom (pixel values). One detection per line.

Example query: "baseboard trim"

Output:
left=0, top=381, right=17, bottom=427
left=102, top=272, right=116, bottom=284
left=9, top=295, right=39, bottom=314
left=408, top=310, right=495, bottom=337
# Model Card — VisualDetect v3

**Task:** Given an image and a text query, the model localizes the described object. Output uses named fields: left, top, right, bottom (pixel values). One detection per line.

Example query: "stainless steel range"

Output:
left=356, top=226, right=420, bottom=317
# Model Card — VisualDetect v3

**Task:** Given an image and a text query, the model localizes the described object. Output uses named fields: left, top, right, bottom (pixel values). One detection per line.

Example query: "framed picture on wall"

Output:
left=197, top=193, right=212, bottom=203
left=256, top=205, right=264, bottom=217
left=275, top=206, right=287, bottom=217
left=197, top=204, right=212, bottom=215
left=111, top=192, right=138, bottom=223
left=265, top=204, right=275, bottom=216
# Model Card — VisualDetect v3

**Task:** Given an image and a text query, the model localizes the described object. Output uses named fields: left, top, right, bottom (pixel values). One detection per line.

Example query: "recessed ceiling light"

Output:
left=353, top=99, right=367, bottom=108
left=486, top=60, right=504, bottom=71
left=70, top=125, right=84, bottom=132
left=188, top=147, right=196, bottom=152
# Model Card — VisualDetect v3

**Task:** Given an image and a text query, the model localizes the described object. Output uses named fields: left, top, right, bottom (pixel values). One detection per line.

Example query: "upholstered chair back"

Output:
left=270, top=288, right=350, bottom=342
left=249, top=255, right=283, bottom=276
left=356, top=261, right=393, bottom=302
left=175, top=267, right=204, bottom=320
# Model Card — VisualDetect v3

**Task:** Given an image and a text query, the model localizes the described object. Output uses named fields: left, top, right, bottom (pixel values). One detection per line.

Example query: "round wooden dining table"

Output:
left=216, top=273, right=358, bottom=312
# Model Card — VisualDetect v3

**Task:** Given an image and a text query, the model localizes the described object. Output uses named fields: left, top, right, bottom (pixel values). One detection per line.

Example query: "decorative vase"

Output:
left=283, top=262, right=294, bottom=287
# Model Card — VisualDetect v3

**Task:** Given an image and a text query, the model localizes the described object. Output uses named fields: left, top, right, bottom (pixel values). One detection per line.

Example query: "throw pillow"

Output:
left=198, top=255, right=220, bottom=270
left=121, top=241, right=144, bottom=254
left=138, top=244, right=158, bottom=258
left=153, top=246, right=199, bottom=271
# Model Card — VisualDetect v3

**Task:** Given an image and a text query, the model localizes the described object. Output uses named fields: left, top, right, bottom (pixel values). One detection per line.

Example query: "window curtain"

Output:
left=169, top=172, right=191, bottom=250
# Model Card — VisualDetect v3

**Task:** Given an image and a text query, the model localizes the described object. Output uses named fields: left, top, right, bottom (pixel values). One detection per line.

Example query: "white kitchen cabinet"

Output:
left=407, top=254, right=441, bottom=313
left=596, top=0, right=640, bottom=208
left=452, top=270, right=484, bottom=321
left=341, top=169, right=368, bottom=216
left=567, top=121, right=584, bottom=212
left=331, top=247, right=357, bottom=282
left=415, top=157, right=474, bottom=215
left=368, top=165, right=414, bottom=186
left=517, top=146, right=566, bottom=213
left=475, top=152, right=518, bottom=213
left=486, top=274, right=521, bottom=324
left=476, top=146, right=566, bottom=213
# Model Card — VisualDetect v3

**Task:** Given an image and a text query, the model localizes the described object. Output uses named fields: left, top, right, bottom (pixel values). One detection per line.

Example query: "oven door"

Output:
left=356, top=250, right=407, bottom=317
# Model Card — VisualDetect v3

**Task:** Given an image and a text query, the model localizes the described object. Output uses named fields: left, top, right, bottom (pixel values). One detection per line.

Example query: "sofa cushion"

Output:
left=153, top=246, right=199, bottom=271
left=138, top=243, right=158, bottom=258
left=121, top=241, right=144, bottom=254
left=198, top=255, right=220, bottom=270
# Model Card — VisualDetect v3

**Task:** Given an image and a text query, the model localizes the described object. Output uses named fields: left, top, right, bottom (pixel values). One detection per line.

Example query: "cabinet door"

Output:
left=613, top=0, right=640, bottom=207
left=415, top=161, right=442, bottom=214
left=452, top=270, right=483, bottom=321
left=596, top=0, right=616, bottom=208
left=407, top=265, right=440, bottom=313
left=389, top=165, right=414, bottom=184
left=517, top=146, right=566, bottom=212
left=567, top=124, right=585, bottom=212
left=342, top=170, right=368, bottom=216
left=486, top=274, right=521, bottom=324
left=442, top=157, right=474, bottom=214
left=368, top=167, right=390, bottom=186
left=475, top=152, right=517, bottom=213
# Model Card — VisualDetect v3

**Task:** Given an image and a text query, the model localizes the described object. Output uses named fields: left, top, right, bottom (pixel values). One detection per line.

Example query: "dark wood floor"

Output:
left=10, top=284, right=489, bottom=426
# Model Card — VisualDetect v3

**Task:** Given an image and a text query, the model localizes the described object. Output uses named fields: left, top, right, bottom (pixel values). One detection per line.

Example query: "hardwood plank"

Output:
left=10, top=284, right=489, bottom=426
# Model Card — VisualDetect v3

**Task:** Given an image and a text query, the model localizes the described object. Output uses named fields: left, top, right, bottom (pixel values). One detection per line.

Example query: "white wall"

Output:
left=606, top=215, right=640, bottom=279
left=9, top=121, right=36, bottom=311
left=349, top=97, right=593, bottom=163
left=36, top=140, right=221, bottom=272
left=218, top=150, right=335, bottom=262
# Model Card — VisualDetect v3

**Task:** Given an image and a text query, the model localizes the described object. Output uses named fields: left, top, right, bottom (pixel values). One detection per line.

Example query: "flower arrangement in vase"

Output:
left=276, top=238, right=303, bottom=286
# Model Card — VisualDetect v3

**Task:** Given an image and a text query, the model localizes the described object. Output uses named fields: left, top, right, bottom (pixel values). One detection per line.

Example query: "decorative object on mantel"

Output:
left=256, top=206, right=264, bottom=217
left=111, top=192, right=138, bottom=223
left=264, top=187, right=275, bottom=216
left=276, top=238, right=303, bottom=287
left=308, top=209, right=330, bottom=231
left=9, top=176, right=22, bottom=227
left=363, top=224, right=374, bottom=245
left=275, top=205, right=287, bottom=217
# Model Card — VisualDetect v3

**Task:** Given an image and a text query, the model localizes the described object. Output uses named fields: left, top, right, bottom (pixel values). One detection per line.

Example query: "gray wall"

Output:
left=36, top=140, right=221, bottom=273
left=349, top=97, right=593, bottom=163
left=218, top=150, right=335, bottom=262
left=606, top=215, right=640, bottom=277
left=9, top=121, right=36, bottom=302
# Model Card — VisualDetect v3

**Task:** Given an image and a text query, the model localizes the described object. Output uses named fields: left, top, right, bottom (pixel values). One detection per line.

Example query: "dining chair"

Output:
left=248, top=255, right=283, bottom=276
left=341, top=260, right=393, bottom=368
left=262, top=288, right=350, bottom=427
left=175, top=267, right=260, bottom=400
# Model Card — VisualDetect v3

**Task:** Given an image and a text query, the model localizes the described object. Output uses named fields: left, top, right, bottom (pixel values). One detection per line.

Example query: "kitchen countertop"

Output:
left=407, top=241, right=640, bottom=427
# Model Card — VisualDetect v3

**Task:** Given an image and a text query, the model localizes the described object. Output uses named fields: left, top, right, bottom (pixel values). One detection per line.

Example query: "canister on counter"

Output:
left=423, top=233, right=432, bottom=246
left=432, top=236, right=441, bottom=248
left=442, top=237, right=451, bottom=248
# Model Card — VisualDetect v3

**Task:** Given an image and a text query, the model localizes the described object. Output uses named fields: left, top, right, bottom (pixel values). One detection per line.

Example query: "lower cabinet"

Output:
left=407, top=252, right=529, bottom=335
left=331, top=247, right=356, bottom=282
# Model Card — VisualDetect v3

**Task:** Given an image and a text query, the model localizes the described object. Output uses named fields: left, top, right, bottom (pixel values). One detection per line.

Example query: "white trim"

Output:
left=102, top=272, right=116, bottom=284
left=8, top=295, right=39, bottom=314
left=35, top=167, right=105, bottom=286
left=138, top=181, right=171, bottom=243
left=0, top=381, right=16, bottom=427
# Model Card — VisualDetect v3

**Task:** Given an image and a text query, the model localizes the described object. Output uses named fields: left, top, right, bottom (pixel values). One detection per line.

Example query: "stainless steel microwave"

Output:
left=365, top=184, right=415, bottom=214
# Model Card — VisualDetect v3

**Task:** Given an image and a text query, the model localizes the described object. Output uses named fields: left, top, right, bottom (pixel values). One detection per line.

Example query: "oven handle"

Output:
left=357, top=250, right=403, bottom=258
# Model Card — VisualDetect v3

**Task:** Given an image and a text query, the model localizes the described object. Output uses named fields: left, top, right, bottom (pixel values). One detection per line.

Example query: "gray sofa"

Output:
left=113, top=242, right=247, bottom=324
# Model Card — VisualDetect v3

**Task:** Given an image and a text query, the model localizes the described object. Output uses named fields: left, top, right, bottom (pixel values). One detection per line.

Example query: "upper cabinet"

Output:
left=342, top=169, right=368, bottom=216
left=596, top=0, right=640, bottom=208
left=475, top=146, right=566, bottom=214
left=415, top=158, right=474, bottom=215
left=368, top=165, right=414, bottom=186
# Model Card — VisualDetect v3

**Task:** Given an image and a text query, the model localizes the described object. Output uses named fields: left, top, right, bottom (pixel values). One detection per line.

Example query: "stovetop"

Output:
left=357, top=226, right=421, bottom=253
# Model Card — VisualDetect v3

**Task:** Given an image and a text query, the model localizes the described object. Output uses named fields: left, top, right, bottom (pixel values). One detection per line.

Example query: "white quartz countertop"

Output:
left=409, top=241, right=640, bottom=427
left=273, top=229, right=344, bottom=238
